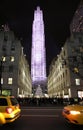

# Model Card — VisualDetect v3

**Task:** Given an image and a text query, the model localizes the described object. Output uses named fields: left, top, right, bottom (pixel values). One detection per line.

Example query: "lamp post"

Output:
left=0, top=60, right=2, bottom=95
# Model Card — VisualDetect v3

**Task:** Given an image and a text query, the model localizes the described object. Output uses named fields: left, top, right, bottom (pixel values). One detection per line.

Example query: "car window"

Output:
left=0, top=98, right=8, bottom=106
left=10, top=98, right=19, bottom=105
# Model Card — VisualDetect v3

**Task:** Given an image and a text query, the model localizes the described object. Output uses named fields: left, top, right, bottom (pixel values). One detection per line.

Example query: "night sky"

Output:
left=0, top=0, right=80, bottom=75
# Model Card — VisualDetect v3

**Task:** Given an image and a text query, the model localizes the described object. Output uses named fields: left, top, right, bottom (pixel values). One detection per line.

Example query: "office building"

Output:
left=0, top=25, right=32, bottom=97
left=31, top=7, right=47, bottom=97
left=48, top=32, right=83, bottom=98
left=70, top=0, right=83, bottom=33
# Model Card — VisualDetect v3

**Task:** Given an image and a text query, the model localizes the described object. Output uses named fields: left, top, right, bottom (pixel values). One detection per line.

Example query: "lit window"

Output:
left=2, top=56, right=6, bottom=62
left=80, top=47, right=83, bottom=52
left=75, top=79, right=80, bottom=85
left=1, top=78, right=3, bottom=84
left=23, top=70, right=25, bottom=77
left=10, top=56, right=14, bottom=62
left=78, top=91, right=83, bottom=98
left=8, top=78, right=13, bottom=84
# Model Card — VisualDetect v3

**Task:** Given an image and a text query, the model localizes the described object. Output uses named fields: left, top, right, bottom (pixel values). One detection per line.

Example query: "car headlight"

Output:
left=70, top=110, right=81, bottom=115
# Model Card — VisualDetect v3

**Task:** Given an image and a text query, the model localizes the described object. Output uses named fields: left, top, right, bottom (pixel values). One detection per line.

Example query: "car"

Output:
left=62, top=100, right=83, bottom=125
left=0, top=112, right=6, bottom=125
left=0, top=95, right=21, bottom=125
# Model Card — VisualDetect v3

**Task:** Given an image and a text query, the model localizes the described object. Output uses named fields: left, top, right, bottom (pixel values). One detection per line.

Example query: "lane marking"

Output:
left=21, top=115, right=59, bottom=117
left=21, top=108, right=62, bottom=111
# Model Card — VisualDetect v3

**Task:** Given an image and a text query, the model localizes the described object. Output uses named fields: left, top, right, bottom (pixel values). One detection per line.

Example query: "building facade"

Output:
left=48, top=32, right=83, bottom=98
left=31, top=7, right=47, bottom=97
left=0, top=26, right=32, bottom=97
left=70, top=0, right=83, bottom=33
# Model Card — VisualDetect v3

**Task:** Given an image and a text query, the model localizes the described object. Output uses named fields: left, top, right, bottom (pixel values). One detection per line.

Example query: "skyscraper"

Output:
left=31, top=6, right=47, bottom=96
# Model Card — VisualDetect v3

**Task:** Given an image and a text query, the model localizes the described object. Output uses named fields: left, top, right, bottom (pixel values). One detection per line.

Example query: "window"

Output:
left=79, top=37, right=82, bottom=43
left=11, top=45, right=15, bottom=51
left=0, top=98, right=8, bottom=106
left=9, top=66, right=13, bottom=72
left=2, top=56, right=6, bottom=62
left=2, top=90, right=11, bottom=96
left=0, top=59, right=4, bottom=72
left=78, top=91, right=83, bottom=98
left=75, top=79, right=80, bottom=85
left=4, top=35, right=8, bottom=41
left=2, top=45, right=6, bottom=51
left=72, top=48, right=75, bottom=53
left=80, top=46, right=83, bottom=52
left=8, top=78, right=13, bottom=84
left=10, top=98, right=19, bottom=105
left=10, top=56, right=14, bottom=62
left=1, top=78, right=3, bottom=84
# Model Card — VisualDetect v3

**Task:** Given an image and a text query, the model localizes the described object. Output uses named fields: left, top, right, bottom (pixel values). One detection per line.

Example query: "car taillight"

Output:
left=6, top=107, right=13, bottom=114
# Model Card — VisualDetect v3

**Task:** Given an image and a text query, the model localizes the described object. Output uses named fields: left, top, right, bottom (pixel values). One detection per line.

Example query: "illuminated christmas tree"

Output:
left=31, top=6, right=47, bottom=96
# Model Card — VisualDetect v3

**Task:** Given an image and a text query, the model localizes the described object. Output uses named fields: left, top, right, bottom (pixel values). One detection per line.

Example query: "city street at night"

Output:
left=0, top=1, right=83, bottom=130
left=1, top=106, right=83, bottom=130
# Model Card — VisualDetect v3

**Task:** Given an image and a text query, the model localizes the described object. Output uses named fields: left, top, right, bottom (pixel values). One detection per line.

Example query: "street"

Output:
left=1, top=106, right=83, bottom=130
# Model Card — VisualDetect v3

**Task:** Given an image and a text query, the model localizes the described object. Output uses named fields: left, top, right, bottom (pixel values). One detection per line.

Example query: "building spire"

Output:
left=31, top=6, right=47, bottom=96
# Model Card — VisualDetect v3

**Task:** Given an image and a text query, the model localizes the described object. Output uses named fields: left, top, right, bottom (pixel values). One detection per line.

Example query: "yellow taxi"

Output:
left=0, top=95, right=21, bottom=125
left=0, top=112, right=6, bottom=125
left=62, top=100, right=83, bottom=125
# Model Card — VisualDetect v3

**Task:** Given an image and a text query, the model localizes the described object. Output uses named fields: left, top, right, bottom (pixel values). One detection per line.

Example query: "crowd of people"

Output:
left=17, top=97, right=82, bottom=106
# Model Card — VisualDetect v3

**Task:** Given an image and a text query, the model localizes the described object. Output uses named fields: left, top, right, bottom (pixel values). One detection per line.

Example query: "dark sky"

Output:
left=0, top=0, right=80, bottom=75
